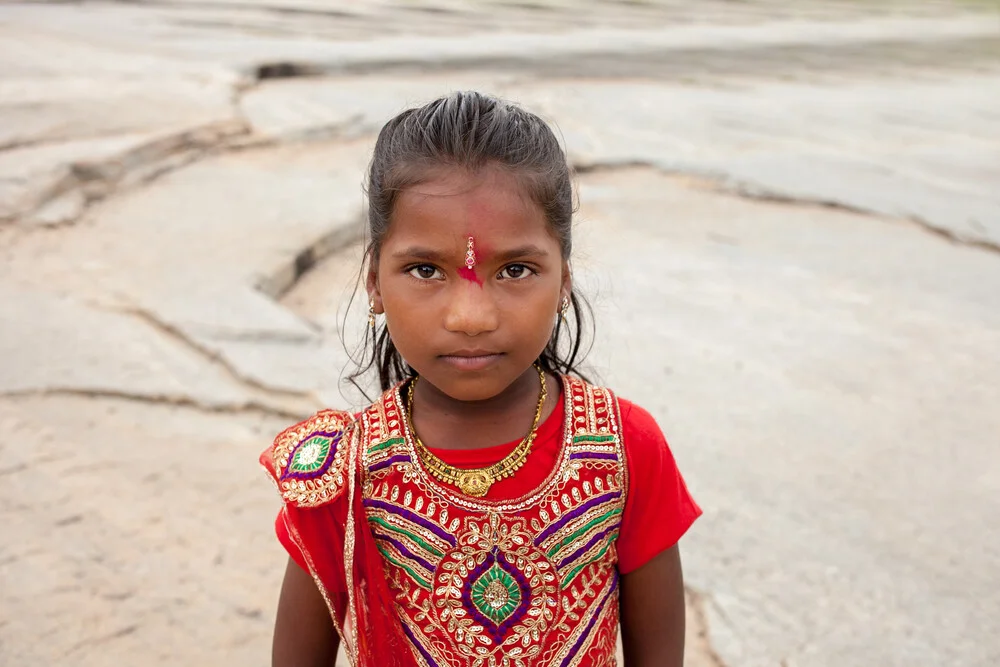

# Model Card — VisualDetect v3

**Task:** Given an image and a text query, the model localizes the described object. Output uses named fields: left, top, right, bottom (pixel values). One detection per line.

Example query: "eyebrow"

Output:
left=493, top=244, right=550, bottom=262
left=390, top=244, right=551, bottom=262
left=390, top=246, right=449, bottom=262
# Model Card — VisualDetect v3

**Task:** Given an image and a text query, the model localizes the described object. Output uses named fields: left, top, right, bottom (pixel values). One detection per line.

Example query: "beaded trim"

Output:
left=396, top=374, right=577, bottom=513
left=266, top=408, right=353, bottom=507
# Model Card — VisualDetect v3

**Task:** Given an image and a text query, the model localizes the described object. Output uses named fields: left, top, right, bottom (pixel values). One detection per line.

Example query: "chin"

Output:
left=453, top=366, right=543, bottom=402
left=415, top=365, right=505, bottom=400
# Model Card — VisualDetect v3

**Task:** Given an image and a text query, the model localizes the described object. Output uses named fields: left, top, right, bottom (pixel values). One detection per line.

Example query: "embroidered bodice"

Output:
left=264, top=376, right=628, bottom=667
left=360, top=376, right=626, bottom=666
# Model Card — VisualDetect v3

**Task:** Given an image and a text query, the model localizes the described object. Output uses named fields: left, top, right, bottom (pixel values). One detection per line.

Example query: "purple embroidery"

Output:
left=400, top=618, right=439, bottom=666
left=535, top=491, right=621, bottom=544
left=461, top=548, right=532, bottom=645
left=369, top=454, right=411, bottom=473
left=558, top=573, right=619, bottom=667
left=280, top=430, right=342, bottom=482
left=371, top=531, right=436, bottom=573
left=569, top=451, right=617, bottom=461
left=363, top=498, right=457, bottom=546
left=558, top=525, right=619, bottom=569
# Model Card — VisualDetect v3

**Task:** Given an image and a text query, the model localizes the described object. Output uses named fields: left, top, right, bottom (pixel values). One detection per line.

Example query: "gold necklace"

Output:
left=406, top=365, right=547, bottom=498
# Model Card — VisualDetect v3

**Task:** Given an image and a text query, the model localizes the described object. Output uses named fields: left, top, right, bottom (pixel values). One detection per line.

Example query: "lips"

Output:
left=443, top=349, right=503, bottom=358
left=439, top=350, right=505, bottom=371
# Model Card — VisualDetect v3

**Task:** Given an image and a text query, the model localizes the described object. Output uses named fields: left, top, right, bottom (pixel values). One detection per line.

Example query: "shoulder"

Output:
left=616, top=397, right=667, bottom=446
left=611, top=395, right=702, bottom=571
left=259, top=408, right=356, bottom=508
left=562, top=375, right=620, bottom=435
left=567, top=375, right=673, bottom=469
left=562, top=376, right=664, bottom=445
left=615, top=396, right=677, bottom=470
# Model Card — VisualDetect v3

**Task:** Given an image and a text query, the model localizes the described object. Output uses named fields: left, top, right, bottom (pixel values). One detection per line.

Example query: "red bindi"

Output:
left=458, top=266, right=482, bottom=286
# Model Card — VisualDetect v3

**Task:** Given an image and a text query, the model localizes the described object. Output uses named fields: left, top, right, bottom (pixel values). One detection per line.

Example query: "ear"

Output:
left=366, top=255, right=384, bottom=314
left=560, top=259, right=573, bottom=304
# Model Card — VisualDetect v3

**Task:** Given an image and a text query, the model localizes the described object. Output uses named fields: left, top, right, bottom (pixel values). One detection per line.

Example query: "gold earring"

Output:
left=559, top=295, right=570, bottom=322
left=368, top=299, right=376, bottom=330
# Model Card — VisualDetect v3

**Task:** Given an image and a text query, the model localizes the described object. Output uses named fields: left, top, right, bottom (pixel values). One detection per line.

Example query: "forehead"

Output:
left=387, top=167, right=550, bottom=247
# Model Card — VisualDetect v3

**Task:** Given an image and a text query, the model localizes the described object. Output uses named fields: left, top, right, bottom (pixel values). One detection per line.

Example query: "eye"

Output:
left=498, top=263, right=534, bottom=280
left=407, top=264, right=443, bottom=280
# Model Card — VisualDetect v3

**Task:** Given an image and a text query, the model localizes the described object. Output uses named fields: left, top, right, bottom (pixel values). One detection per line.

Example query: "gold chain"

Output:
left=406, top=365, right=547, bottom=498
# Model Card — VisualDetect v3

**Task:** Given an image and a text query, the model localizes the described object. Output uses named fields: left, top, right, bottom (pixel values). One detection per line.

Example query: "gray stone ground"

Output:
left=1, top=1, right=998, bottom=666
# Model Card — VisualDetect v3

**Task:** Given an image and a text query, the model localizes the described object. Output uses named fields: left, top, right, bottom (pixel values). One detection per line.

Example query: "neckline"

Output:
left=422, top=385, right=564, bottom=464
left=394, top=374, right=574, bottom=512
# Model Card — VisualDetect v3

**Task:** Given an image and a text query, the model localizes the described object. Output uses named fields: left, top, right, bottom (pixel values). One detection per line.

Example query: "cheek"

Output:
left=502, top=284, right=561, bottom=324
left=381, top=287, right=421, bottom=321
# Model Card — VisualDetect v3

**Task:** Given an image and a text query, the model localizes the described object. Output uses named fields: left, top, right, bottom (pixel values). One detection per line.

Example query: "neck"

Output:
left=409, top=366, right=551, bottom=451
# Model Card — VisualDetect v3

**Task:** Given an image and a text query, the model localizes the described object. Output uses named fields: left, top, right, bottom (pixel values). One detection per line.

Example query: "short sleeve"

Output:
left=616, top=398, right=701, bottom=574
left=275, top=506, right=309, bottom=572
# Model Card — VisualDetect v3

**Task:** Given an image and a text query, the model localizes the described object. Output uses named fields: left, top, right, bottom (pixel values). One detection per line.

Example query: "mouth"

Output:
left=439, top=350, right=505, bottom=371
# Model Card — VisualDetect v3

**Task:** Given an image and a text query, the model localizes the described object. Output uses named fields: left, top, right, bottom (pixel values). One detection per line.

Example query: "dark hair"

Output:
left=347, top=91, right=593, bottom=394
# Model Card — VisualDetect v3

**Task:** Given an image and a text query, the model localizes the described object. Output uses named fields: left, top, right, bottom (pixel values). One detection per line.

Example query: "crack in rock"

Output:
left=0, top=388, right=305, bottom=421
left=236, top=34, right=1000, bottom=81
left=577, top=161, right=1000, bottom=254
left=724, top=179, right=1000, bottom=254
left=102, top=0, right=357, bottom=20
left=255, top=62, right=325, bottom=80
left=255, top=214, right=365, bottom=300
left=112, top=304, right=317, bottom=403
left=6, top=120, right=251, bottom=229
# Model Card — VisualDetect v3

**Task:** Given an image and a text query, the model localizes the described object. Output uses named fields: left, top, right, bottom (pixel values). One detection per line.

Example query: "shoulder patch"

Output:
left=260, top=408, right=354, bottom=508
left=563, top=375, right=620, bottom=437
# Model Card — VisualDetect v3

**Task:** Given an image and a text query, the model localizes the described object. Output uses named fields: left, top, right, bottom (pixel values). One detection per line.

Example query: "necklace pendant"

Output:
left=457, top=470, right=493, bottom=497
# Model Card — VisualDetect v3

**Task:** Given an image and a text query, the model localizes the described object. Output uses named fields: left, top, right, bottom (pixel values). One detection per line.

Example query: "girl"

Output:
left=261, top=92, right=701, bottom=667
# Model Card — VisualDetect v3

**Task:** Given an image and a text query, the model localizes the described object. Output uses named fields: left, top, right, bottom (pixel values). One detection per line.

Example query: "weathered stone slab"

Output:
left=720, top=152, right=1000, bottom=247
left=1, top=139, right=374, bottom=398
left=0, top=284, right=255, bottom=407
left=0, top=122, right=248, bottom=225
left=514, top=75, right=1000, bottom=247
left=0, top=75, right=238, bottom=150
left=241, top=75, right=507, bottom=140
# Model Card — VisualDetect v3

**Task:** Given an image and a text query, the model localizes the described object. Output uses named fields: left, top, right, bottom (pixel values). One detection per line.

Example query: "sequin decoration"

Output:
left=282, top=431, right=340, bottom=481
left=432, top=514, right=557, bottom=656
left=264, top=409, right=353, bottom=507
left=466, top=549, right=529, bottom=638
left=356, top=376, right=627, bottom=665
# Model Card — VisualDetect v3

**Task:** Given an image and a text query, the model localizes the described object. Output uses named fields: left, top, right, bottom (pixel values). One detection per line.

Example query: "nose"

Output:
left=443, top=282, right=500, bottom=336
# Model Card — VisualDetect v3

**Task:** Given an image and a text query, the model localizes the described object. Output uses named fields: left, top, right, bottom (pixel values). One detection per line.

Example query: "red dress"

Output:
left=264, top=376, right=700, bottom=666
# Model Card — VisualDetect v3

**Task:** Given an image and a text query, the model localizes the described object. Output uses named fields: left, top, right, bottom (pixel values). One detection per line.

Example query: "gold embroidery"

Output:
left=267, top=409, right=353, bottom=507
left=356, top=376, right=628, bottom=667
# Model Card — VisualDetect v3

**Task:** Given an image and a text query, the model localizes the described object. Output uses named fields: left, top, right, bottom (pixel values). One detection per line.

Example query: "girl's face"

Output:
left=369, top=166, right=570, bottom=402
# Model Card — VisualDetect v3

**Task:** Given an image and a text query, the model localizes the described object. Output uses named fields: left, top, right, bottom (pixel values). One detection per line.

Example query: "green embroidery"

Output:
left=377, top=545, right=431, bottom=590
left=368, top=437, right=405, bottom=456
left=572, top=434, right=616, bottom=445
left=368, top=516, right=444, bottom=558
left=546, top=508, right=622, bottom=558
left=289, top=436, right=332, bottom=473
left=470, top=563, right=522, bottom=624
left=561, top=534, right=618, bottom=589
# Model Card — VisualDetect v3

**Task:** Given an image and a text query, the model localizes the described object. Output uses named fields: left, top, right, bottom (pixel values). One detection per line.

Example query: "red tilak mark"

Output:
left=458, top=266, right=483, bottom=286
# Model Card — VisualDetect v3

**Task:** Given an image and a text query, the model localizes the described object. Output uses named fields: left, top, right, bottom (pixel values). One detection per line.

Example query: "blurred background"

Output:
left=1, top=1, right=999, bottom=666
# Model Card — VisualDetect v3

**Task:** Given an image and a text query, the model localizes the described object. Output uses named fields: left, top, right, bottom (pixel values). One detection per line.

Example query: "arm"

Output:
left=272, top=557, right=341, bottom=667
left=619, top=545, right=686, bottom=667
